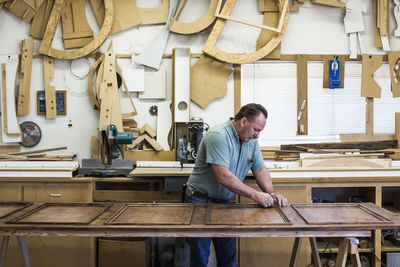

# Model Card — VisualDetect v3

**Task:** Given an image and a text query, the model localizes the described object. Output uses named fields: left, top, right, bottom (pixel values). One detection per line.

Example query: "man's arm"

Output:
left=210, top=164, right=275, bottom=207
left=252, top=166, right=287, bottom=206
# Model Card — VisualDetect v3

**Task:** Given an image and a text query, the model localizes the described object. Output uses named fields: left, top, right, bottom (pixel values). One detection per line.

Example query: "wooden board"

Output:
left=206, top=204, right=291, bottom=225
left=0, top=202, right=32, bottom=219
left=7, top=203, right=111, bottom=224
left=104, top=204, right=194, bottom=225
left=292, top=203, right=393, bottom=225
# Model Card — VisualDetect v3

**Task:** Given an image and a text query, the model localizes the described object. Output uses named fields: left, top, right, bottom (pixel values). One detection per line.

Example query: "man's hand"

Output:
left=273, top=193, right=288, bottom=207
left=253, top=191, right=288, bottom=207
left=253, top=191, right=275, bottom=207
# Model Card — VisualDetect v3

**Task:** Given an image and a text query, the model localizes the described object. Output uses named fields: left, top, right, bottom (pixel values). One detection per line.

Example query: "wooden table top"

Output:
left=0, top=202, right=398, bottom=238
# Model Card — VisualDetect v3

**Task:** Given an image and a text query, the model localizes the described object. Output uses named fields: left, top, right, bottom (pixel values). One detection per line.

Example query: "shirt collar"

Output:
left=227, top=119, right=240, bottom=142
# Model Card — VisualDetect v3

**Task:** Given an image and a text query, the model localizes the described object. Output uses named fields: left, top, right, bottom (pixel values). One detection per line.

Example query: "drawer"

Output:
left=0, top=183, right=22, bottom=201
left=23, top=183, right=92, bottom=202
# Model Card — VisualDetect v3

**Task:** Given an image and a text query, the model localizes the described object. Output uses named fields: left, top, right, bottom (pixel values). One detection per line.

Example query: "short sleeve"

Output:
left=204, top=132, right=230, bottom=167
left=251, top=141, right=264, bottom=172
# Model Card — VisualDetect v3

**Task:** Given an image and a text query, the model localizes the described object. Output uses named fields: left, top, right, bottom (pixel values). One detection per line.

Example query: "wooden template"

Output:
left=39, top=0, right=113, bottom=59
left=29, top=0, right=54, bottom=39
left=256, top=11, right=281, bottom=58
left=129, top=134, right=164, bottom=151
left=0, top=56, right=22, bottom=143
left=169, top=0, right=218, bottom=34
left=203, top=0, right=289, bottom=64
left=214, top=0, right=287, bottom=33
left=291, top=203, right=393, bottom=225
left=0, top=202, right=32, bottom=219
left=5, top=0, right=45, bottom=22
left=104, top=204, right=194, bottom=225
left=322, top=55, right=345, bottom=89
left=173, top=47, right=190, bottom=122
left=43, top=56, right=57, bottom=119
left=134, top=0, right=168, bottom=25
left=156, top=100, right=172, bottom=151
left=17, top=39, right=34, bottom=116
left=139, top=124, right=156, bottom=138
left=90, top=0, right=141, bottom=35
left=61, top=0, right=94, bottom=49
left=7, top=203, right=111, bottom=225
left=296, top=55, right=308, bottom=135
left=190, top=54, right=233, bottom=109
left=361, top=54, right=382, bottom=98
left=134, top=0, right=179, bottom=70
left=206, top=204, right=291, bottom=225
left=388, top=51, right=400, bottom=97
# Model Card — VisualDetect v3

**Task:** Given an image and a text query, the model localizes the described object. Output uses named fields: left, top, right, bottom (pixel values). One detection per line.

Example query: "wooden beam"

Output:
left=296, top=55, right=308, bottom=135
left=43, top=56, right=57, bottom=119
left=17, top=39, right=34, bottom=116
left=366, top=97, right=374, bottom=136
left=234, top=64, right=241, bottom=114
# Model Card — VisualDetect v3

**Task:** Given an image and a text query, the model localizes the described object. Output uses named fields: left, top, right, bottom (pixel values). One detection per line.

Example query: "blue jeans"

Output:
left=184, top=192, right=238, bottom=267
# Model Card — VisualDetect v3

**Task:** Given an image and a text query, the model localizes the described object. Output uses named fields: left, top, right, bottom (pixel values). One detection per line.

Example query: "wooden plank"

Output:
left=340, top=134, right=394, bottom=142
left=42, top=56, right=57, bottom=119
left=206, top=204, right=291, bottom=225
left=104, top=204, right=194, bottom=225
left=300, top=158, right=391, bottom=168
left=5, top=0, right=45, bottom=22
left=292, top=203, right=393, bottom=225
left=17, top=39, right=34, bottom=116
left=311, top=0, right=345, bottom=8
left=365, top=97, right=374, bottom=135
left=396, top=113, right=400, bottom=141
left=259, top=0, right=278, bottom=12
left=281, top=140, right=398, bottom=151
left=361, top=55, right=382, bottom=98
left=234, top=64, right=241, bottom=114
left=296, top=55, right=308, bottom=135
left=7, top=203, right=111, bottom=224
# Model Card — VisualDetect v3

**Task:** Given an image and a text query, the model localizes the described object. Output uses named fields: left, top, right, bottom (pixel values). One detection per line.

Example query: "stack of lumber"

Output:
left=0, top=147, right=75, bottom=161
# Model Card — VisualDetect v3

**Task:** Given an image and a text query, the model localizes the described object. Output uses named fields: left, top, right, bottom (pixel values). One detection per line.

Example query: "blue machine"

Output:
left=329, top=58, right=341, bottom=89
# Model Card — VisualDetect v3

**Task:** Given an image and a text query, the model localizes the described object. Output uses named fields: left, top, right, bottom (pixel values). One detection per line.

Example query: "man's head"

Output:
left=233, top=103, right=268, bottom=142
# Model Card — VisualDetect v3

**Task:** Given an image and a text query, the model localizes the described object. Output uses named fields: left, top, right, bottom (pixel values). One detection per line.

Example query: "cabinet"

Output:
left=0, top=179, right=95, bottom=267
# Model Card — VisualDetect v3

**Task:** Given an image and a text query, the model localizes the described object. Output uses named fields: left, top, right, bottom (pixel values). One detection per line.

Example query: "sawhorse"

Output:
left=289, top=237, right=361, bottom=267
left=0, top=236, right=31, bottom=267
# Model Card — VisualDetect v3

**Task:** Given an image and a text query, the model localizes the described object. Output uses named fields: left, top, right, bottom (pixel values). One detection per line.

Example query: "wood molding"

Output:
left=234, top=64, right=241, bottom=114
left=296, top=55, right=308, bottom=135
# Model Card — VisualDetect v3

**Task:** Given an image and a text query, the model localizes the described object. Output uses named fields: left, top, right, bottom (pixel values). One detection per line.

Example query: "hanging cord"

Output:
left=64, top=57, right=92, bottom=97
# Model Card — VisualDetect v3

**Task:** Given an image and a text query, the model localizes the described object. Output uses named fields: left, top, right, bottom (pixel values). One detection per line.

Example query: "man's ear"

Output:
left=240, top=117, right=247, bottom=127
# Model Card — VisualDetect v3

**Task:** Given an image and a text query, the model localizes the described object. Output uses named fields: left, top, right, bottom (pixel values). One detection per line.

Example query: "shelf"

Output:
left=382, top=240, right=400, bottom=252
left=317, top=241, right=372, bottom=254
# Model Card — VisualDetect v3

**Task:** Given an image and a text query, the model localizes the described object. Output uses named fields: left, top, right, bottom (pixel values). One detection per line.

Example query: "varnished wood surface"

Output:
left=0, top=202, right=398, bottom=238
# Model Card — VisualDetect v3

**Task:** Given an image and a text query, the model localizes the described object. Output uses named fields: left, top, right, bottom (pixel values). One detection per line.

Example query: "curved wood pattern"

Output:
left=169, top=0, right=218, bottom=34
left=39, top=0, right=113, bottom=59
left=135, top=0, right=169, bottom=25
left=202, top=0, right=289, bottom=64
left=87, top=54, right=104, bottom=109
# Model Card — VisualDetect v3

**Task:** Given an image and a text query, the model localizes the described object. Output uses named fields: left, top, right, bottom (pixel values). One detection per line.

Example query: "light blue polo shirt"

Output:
left=187, top=119, right=265, bottom=200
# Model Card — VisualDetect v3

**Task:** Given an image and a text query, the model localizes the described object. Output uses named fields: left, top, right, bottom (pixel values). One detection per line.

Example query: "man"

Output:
left=184, top=103, right=287, bottom=267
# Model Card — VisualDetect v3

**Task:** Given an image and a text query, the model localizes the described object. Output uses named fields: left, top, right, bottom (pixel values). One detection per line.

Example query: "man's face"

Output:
left=239, top=113, right=266, bottom=142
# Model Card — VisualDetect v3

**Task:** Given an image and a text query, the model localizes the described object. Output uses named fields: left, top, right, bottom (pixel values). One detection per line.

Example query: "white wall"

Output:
left=0, top=0, right=397, bottom=160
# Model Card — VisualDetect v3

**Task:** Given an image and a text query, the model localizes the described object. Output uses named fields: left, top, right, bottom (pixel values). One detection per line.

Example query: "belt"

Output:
left=185, top=187, right=227, bottom=203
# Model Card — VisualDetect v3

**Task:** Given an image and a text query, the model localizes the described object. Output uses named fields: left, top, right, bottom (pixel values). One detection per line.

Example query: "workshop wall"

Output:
left=0, top=0, right=398, bottom=160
